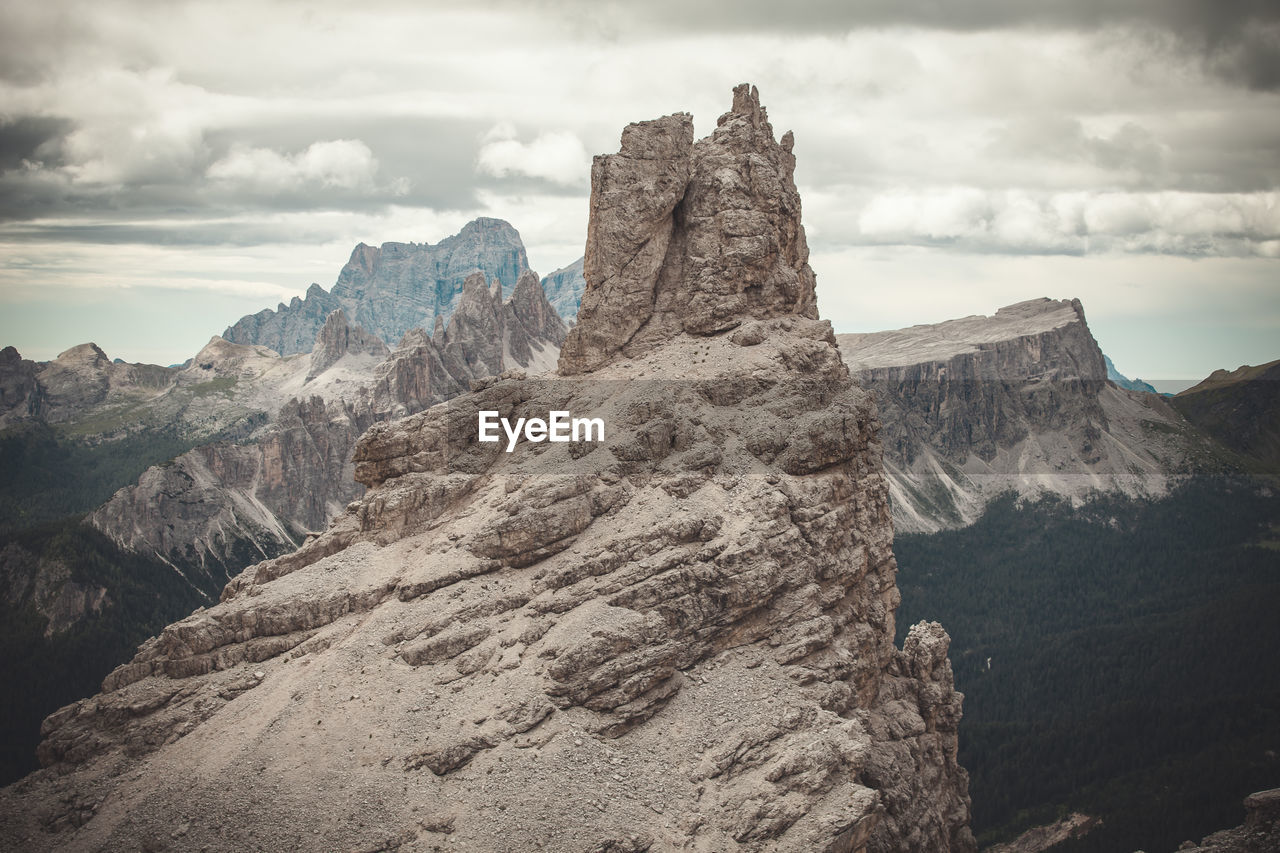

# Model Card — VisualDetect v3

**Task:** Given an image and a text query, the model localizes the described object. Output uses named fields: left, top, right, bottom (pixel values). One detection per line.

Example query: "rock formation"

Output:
left=0, top=84, right=973, bottom=853
left=306, top=309, right=390, bottom=382
left=14, top=343, right=176, bottom=427
left=0, top=345, right=44, bottom=426
left=219, top=283, right=343, bottom=360
left=1104, top=354, right=1158, bottom=394
left=559, top=84, right=818, bottom=374
left=838, top=298, right=1195, bottom=532
left=223, top=218, right=533, bottom=355
left=0, top=541, right=110, bottom=638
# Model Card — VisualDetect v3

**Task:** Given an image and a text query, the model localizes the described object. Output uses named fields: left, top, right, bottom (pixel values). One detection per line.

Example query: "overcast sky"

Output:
left=1, top=0, right=1277, bottom=380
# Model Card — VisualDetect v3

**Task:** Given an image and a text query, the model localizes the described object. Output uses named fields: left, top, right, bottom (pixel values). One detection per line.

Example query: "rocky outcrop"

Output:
left=223, top=218, right=533, bottom=355
left=540, top=256, right=586, bottom=322
left=0, top=346, right=43, bottom=425
left=559, top=84, right=819, bottom=374
left=986, top=813, right=1099, bottom=853
left=1175, top=789, right=1280, bottom=852
left=1, top=85, right=973, bottom=853
left=507, top=268, right=568, bottom=356
left=306, top=309, right=390, bottom=382
left=838, top=298, right=1194, bottom=532
left=87, top=396, right=376, bottom=590
left=0, top=542, right=110, bottom=637
left=27, top=343, right=175, bottom=426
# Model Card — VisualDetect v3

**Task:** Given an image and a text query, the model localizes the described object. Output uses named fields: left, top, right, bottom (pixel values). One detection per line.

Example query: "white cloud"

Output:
left=206, top=139, right=381, bottom=193
left=476, top=125, right=590, bottom=186
left=843, top=188, right=1279, bottom=256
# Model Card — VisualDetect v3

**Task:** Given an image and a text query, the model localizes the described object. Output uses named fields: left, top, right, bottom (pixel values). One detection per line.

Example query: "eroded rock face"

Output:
left=0, top=345, right=43, bottom=425
left=306, top=309, right=390, bottom=382
left=23, top=343, right=175, bottom=425
left=838, top=298, right=1193, bottom=532
left=540, top=256, right=586, bottom=323
left=559, top=84, right=819, bottom=375
left=1, top=86, right=973, bottom=853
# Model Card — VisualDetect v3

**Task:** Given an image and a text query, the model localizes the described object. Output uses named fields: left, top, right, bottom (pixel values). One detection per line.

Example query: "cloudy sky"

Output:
left=1, top=0, right=1277, bottom=382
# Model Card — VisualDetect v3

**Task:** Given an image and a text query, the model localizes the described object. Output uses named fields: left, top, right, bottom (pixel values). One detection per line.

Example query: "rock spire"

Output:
left=559, top=83, right=820, bottom=374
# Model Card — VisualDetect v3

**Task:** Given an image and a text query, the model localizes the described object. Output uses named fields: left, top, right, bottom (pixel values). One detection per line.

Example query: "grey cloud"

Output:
left=842, top=187, right=1280, bottom=257
left=988, top=117, right=1168, bottom=184
left=0, top=115, right=499, bottom=226
left=511, top=0, right=1279, bottom=38
left=504, top=0, right=1280, bottom=88
left=0, top=219, right=363, bottom=248
left=0, top=116, right=72, bottom=170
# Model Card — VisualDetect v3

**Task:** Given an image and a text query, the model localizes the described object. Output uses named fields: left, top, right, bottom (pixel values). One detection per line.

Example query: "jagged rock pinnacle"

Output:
left=306, top=308, right=390, bottom=382
left=559, top=83, right=820, bottom=375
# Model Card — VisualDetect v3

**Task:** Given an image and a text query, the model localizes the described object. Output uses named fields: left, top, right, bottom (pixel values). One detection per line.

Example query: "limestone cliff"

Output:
left=306, top=309, right=390, bottom=382
left=0, top=86, right=972, bottom=853
left=560, top=85, right=818, bottom=374
left=838, top=298, right=1195, bottom=532
left=223, top=218, right=533, bottom=355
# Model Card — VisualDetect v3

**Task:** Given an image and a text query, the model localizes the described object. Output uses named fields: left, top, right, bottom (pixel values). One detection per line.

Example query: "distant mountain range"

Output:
left=1103, top=354, right=1158, bottom=394
left=222, top=217, right=586, bottom=354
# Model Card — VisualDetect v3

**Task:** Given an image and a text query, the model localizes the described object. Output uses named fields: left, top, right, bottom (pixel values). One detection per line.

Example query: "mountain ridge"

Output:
left=837, top=297, right=1198, bottom=532
left=222, top=217, right=536, bottom=355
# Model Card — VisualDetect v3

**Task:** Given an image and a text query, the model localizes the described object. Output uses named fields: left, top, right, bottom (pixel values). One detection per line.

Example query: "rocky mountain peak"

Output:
left=222, top=218, right=534, bottom=356
left=306, top=308, right=390, bottom=382
left=0, top=345, right=43, bottom=425
left=559, top=83, right=819, bottom=375
left=53, top=342, right=110, bottom=367
left=836, top=296, right=1187, bottom=532
left=508, top=268, right=567, bottom=348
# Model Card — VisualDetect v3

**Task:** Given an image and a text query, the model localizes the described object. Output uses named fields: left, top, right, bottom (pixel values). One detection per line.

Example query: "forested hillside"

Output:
left=895, top=479, right=1280, bottom=851
left=0, top=422, right=238, bottom=784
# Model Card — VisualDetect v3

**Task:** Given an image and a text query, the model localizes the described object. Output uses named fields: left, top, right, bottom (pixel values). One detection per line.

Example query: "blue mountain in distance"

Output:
left=1104, top=353, right=1158, bottom=393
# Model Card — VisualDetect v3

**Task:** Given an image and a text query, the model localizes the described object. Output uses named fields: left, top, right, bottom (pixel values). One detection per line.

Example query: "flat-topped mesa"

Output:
left=559, top=83, right=820, bottom=375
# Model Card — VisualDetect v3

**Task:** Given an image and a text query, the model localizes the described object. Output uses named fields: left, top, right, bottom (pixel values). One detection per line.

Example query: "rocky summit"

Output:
left=0, top=86, right=974, bottom=852
left=559, top=84, right=819, bottom=374
left=223, top=218, right=534, bottom=355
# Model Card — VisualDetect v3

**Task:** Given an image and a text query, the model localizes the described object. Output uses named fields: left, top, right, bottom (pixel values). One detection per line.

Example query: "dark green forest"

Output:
left=0, top=519, right=209, bottom=784
left=0, top=422, right=197, bottom=533
left=895, top=478, right=1280, bottom=851
left=0, top=423, right=233, bottom=784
